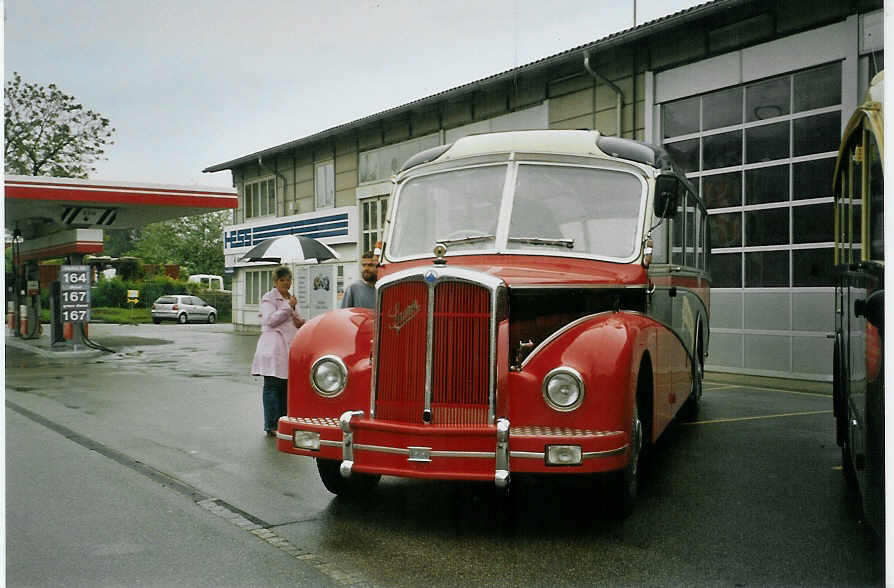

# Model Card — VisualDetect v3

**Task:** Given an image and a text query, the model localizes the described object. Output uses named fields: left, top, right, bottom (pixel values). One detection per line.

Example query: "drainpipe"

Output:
left=584, top=51, right=625, bottom=137
left=258, top=156, right=289, bottom=216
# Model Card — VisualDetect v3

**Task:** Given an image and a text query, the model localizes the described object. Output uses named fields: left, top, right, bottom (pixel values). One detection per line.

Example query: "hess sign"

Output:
left=60, top=265, right=91, bottom=322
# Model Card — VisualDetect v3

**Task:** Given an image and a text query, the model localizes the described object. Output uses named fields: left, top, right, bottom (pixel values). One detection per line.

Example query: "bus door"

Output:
left=647, top=188, right=691, bottom=430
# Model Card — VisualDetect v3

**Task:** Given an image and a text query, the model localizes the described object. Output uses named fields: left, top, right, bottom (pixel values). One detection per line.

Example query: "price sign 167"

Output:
left=62, top=291, right=88, bottom=303
left=62, top=310, right=89, bottom=321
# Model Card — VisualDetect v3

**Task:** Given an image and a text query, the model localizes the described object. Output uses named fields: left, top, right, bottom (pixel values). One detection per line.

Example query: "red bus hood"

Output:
left=378, top=255, right=646, bottom=287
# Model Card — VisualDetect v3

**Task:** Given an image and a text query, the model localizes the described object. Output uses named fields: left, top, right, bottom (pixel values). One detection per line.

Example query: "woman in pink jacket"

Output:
left=251, top=266, right=305, bottom=436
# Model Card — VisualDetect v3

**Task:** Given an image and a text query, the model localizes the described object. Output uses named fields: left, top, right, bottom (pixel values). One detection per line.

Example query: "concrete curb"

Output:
left=5, top=330, right=105, bottom=359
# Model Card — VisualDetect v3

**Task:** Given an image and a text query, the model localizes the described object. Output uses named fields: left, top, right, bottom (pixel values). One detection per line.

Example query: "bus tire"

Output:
left=680, top=352, right=703, bottom=421
left=316, top=458, right=380, bottom=498
left=609, top=403, right=641, bottom=519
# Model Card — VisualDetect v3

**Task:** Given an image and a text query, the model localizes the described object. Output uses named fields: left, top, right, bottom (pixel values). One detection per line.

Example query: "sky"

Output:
left=5, top=0, right=707, bottom=188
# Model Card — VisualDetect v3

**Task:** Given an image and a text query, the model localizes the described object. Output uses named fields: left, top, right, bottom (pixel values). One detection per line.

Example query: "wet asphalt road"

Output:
left=5, top=323, right=885, bottom=586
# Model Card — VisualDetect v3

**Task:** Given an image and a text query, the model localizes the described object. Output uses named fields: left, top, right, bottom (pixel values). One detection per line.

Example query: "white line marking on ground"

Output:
left=681, top=409, right=833, bottom=426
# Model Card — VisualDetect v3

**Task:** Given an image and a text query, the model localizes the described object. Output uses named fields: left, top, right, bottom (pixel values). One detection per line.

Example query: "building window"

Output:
left=361, top=195, right=388, bottom=254
left=315, top=161, right=335, bottom=209
left=245, top=178, right=276, bottom=219
left=662, top=61, right=841, bottom=288
left=245, top=269, right=273, bottom=305
left=359, top=133, right=441, bottom=185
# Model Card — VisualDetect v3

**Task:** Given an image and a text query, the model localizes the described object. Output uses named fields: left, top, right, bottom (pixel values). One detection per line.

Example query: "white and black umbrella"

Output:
left=238, top=234, right=339, bottom=264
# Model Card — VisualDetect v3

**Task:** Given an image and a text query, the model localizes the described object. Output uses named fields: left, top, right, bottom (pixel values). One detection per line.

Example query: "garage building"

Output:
left=204, top=0, right=883, bottom=382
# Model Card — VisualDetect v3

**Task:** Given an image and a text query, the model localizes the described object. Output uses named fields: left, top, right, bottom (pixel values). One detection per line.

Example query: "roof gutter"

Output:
left=583, top=51, right=624, bottom=137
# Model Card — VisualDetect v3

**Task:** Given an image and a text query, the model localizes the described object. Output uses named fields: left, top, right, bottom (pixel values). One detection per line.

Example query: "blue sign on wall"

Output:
left=223, top=208, right=355, bottom=255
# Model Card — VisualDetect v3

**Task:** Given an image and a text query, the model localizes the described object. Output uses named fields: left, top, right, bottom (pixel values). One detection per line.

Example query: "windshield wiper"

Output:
left=508, top=237, right=575, bottom=249
left=436, top=234, right=496, bottom=246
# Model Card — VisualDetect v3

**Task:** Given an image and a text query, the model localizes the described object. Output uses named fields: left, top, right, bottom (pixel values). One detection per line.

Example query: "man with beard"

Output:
left=340, top=250, right=378, bottom=309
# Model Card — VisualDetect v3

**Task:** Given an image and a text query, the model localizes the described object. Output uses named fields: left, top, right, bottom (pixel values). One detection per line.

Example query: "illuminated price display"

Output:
left=60, top=265, right=91, bottom=323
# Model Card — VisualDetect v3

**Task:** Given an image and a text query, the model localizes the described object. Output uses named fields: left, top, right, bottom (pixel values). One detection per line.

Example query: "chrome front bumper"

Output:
left=278, top=410, right=628, bottom=488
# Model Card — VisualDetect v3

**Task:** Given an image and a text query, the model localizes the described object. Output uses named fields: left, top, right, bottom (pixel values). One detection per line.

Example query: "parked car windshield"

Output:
left=388, top=162, right=645, bottom=261
left=156, top=296, right=177, bottom=304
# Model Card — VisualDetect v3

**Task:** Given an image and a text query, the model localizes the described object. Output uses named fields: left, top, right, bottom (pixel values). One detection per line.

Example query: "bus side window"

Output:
left=698, top=207, right=707, bottom=271
left=867, top=131, right=883, bottom=261
left=671, top=197, right=684, bottom=265
left=850, top=139, right=863, bottom=262
left=836, top=162, right=847, bottom=264
left=685, top=192, right=697, bottom=268
left=651, top=218, right=668, bottom=264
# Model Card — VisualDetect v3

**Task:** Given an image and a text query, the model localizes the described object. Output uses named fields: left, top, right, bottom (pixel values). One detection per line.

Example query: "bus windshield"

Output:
left=388, top=162, right=645, bottom=260
left=508, top=164, right=643, bottom=259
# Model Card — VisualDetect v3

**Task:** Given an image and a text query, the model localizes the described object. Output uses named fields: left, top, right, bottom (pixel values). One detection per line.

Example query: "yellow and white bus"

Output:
left=832, top=70, right=884, bottom=536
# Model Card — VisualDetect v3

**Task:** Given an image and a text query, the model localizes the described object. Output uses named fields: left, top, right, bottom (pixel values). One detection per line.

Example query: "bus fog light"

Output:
left=293, top=431, right=320, bottom=450
left=546, top=445, right=582, bottom=466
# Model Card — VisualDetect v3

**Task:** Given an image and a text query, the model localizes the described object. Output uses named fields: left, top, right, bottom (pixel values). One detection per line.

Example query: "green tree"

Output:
left=126, top=211, right=228, bottom=277
left=4, top=72, right=115, bottom=178
left=103, top=228, right=141, bottom=258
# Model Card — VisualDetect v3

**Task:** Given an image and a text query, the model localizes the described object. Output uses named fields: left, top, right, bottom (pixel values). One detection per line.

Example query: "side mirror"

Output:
left=654, top=175, right=680, bottom=218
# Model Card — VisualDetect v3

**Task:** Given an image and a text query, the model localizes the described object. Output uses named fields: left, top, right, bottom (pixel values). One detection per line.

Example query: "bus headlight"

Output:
left=542, top=367, right=585, bottom=411
left=310, top=355, right=348, bottom=397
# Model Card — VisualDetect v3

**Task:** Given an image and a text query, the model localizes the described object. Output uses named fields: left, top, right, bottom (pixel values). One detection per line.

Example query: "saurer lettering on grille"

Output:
left=387, top=300, right=421, bottom=332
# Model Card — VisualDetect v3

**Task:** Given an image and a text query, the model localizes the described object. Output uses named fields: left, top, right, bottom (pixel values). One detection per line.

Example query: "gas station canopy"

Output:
left=5, top=175, right=238, bottom=262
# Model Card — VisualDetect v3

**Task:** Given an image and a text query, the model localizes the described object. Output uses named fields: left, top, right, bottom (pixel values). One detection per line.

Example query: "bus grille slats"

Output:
left=376, top=279, right=490, bottom=425
left=432, top=282, right=490, bottom=424
left=376, top=281, right=428, bottom=421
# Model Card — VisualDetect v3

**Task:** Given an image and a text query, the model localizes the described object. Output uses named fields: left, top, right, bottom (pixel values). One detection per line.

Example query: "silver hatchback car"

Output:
left=151, top=295, right=217, bottom=324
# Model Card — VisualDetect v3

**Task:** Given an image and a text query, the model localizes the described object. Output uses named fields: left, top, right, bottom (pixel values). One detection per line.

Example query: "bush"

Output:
left=90, top=275, right=187, bottom=309
left=138, top=275, right=185, bottom=308
left=91, top=277, right=128, bottom=308
left=190, top=288, right=232, bottom=320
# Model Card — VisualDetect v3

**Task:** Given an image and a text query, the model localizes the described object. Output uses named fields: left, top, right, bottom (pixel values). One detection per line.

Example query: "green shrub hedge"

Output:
left=90, top=275, right=231, bottom=319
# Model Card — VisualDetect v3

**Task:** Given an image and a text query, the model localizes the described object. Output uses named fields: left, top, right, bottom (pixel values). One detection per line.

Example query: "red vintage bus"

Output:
left=277, top=130, right=710, bottom=515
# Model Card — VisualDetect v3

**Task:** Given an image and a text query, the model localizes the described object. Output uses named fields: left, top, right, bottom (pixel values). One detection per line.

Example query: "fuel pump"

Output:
left=49, top=280, right=65, bottom=344
left=9, top=227, right=22, bottom=337
left=20, top=260, right=41, bottom=339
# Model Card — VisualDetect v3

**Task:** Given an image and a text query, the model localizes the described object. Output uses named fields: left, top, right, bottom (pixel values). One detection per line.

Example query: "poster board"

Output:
left=308, top=265, right=336, bottom=319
